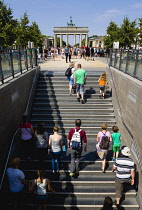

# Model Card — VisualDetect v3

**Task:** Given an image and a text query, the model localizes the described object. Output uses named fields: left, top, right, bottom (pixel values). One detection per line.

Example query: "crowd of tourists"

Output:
left=37, top=45, right=109, bottom=62
left=5, top=67, right=135, bottom=210
left=6, top=114, right=135, bottom=210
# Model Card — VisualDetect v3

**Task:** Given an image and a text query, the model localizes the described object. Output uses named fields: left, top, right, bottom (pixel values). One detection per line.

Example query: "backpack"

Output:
left=36, top=133, right=48, bottom=148
left=65, top=67, right=72, bottom=77
left=70, top=129, right=82, bottom=149
left=99, top=132, right=109, bottom=149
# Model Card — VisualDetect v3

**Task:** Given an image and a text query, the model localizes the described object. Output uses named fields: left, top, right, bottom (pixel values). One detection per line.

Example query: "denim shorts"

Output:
left=67, top=77, right=74, bottom=86
left=99, top=85, right=105, bottom=91
left=76, top=84, right=84, bottom=95
left=36, top=193, right=48, bottom=200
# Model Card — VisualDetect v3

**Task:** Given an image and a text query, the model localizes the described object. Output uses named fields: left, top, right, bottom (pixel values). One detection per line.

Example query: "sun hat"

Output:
left=121, top=147, right=131, bottom=156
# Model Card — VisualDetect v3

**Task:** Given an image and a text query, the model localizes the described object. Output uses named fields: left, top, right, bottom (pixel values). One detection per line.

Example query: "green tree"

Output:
left=82, top=39, right=85, bottom=46
left=119, top=17, right=137, bottom=48
left=0, top=1, right=18, bottom=47
left=16, top=13, right=30, bottom=48
left=28, top=21, right=43, bottom=47
left=104, top=21, right=119, bottom=48
left=56, top=37, right=66, bottom=47
left=138, top=18, right=142, bottom=47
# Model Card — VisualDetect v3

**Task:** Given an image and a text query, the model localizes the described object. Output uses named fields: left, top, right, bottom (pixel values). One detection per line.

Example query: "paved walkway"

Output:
left=39, top=56, right=108, bottom=73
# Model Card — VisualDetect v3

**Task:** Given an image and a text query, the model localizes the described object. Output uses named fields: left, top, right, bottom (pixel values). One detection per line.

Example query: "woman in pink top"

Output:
left=96, top=123, right=112, bottom=173
left=19, top=115, right=34, bottom=159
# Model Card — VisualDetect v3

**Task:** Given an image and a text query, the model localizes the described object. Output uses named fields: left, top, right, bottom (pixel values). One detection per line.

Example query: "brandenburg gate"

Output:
left=53, top=17, right=89, bottom=47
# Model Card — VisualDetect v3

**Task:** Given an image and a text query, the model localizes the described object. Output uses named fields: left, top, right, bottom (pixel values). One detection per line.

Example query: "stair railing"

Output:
left=0, top=65, right=39, bottom=190
left=106, top=57, right=142, bottom=171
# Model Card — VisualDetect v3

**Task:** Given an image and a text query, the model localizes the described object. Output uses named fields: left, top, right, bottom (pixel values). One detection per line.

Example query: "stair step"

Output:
left=23, top=197, right=139, bottom=210
left=33, top=102, right=113, bottom=108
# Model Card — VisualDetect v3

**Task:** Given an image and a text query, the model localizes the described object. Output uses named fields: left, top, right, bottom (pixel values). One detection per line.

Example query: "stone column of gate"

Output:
left=60, top=34, right=63, bottom=48
left=74, top=34, right=76, bottom=46
left=66, top=34, right=68, bottom=46
left=54, top=34, right=57, bottom=48
left=85, top=34, right=88, bottom=47
left=79, top=34, right=82, bottom=47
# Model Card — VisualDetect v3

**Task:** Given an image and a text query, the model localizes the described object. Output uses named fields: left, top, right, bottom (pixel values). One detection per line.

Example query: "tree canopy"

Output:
left=0, top=1, right=18, bottom=47
left=104, top=17, right=141, bottom=49
left=0, top=1, right=43, bottom=48
left=103, top=21, right=119, bottom=48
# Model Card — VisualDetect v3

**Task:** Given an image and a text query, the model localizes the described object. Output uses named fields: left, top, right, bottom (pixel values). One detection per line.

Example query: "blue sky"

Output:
left=3, top=0, right=142, bottom=45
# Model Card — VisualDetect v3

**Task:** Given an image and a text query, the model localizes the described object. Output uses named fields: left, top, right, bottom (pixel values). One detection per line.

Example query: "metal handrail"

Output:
left=0, top=64, right=39, bottom=190
left=0, top=49, right=37, bottom=85
left=109, top=48, right=142, bottom=81
left=106, top=57, right=142, bottom=171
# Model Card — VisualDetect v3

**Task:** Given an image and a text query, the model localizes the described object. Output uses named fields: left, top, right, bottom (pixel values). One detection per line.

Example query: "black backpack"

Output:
left=65, top=67, right=72, bottom=77
left=99, top=132, right=109, bottom=149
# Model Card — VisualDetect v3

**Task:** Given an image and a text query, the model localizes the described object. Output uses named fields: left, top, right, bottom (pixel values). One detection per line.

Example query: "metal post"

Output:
left=119, top=49, right=122, bottom=70
left=30, top=49, right=33, bottom=69
left=133, top=50, right=139, bottom=78
left=35, top=49, right=38, bottom=66
left=0, top=53, right=4, bottom=84
left=25, top=50, right=28, bottom=71
left=125, top=50, right=129, bottom=73
left=19, top=50, right=22, bottom=74
left=10, top=50, right=14, bottom=78
left=114, top=49, right=117, bottom=68
left=109, top=49, right=112, bottom=66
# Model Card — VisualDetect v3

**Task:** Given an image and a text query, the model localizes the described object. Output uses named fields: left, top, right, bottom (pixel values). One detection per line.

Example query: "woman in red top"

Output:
left=19, top=115, right=34, bottom=159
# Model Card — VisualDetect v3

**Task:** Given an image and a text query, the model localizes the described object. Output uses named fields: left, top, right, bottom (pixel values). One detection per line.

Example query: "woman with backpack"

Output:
left=35, top=122, right=49, bottom=160
left=29, top=168, right=55, bottom=210
left=65, top=62, right=75, bottom=95
left=96, top=123, right=112, bottom=173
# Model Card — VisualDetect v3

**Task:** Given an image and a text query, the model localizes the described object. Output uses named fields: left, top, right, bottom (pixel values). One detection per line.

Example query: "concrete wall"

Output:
left=106, top=66, right=142, bottom=207
left=0, top=66, right=40, bottom=179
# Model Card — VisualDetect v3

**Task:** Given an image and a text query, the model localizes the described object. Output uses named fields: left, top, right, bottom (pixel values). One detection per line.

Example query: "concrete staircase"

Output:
left=4, top=71, right=139, bottom=209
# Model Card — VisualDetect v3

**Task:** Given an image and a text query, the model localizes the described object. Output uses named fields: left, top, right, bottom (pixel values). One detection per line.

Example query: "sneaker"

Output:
left=112, top=158, right=115, bottom=161
left=77, top=98, right=80, bottom=102
left=81, top=100, right=85, bottom=104
left=75, top=170, right=79, bottom=175
left=69, top=173, right=75, bottom=177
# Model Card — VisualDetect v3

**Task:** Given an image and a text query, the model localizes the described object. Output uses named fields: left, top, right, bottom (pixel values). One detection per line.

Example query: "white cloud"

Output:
left=106, top=9, right=121, bottom=14
left=131, top=3, right=142, bottom=9
left=95, top=9, right=122, bottom=22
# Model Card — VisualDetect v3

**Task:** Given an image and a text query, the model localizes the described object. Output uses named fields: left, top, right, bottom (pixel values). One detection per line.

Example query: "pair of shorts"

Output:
left=11, top=189, right=24, bottom=201
left=67, top=76, right=74, bottom=86
left=36, top=193, right=48, bottom=201
left=99, top=85, right=105, bottom=91
left=76, top=84, right=84, bottom=95
left=112, top=145, right=120, bottom=152
left=115, top=179, right=131, bottom=198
